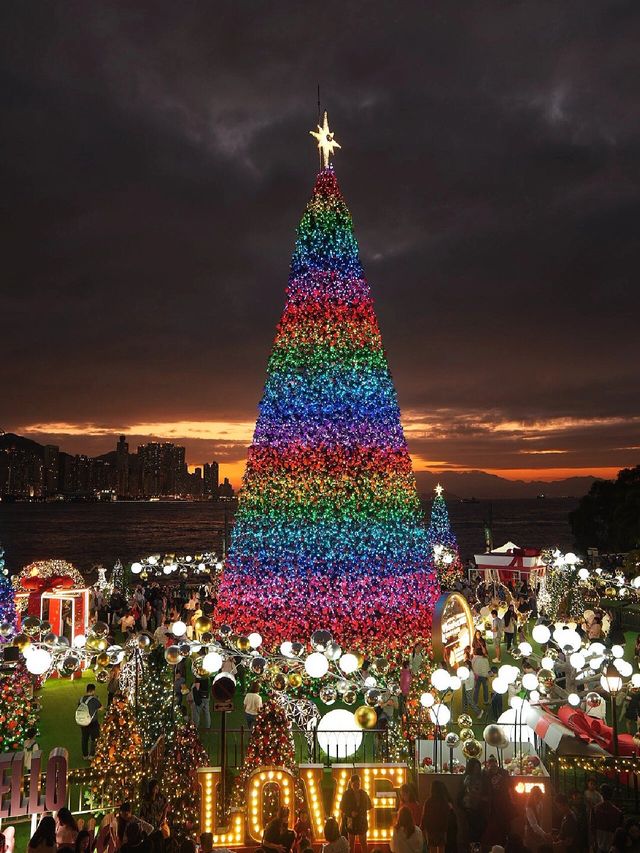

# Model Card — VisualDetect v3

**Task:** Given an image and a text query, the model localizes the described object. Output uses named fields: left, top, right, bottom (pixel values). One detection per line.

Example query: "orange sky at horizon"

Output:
left=15, top=417, right=630, bottom=490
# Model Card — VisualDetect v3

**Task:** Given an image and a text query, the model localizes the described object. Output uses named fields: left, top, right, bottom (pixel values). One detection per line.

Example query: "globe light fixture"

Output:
left=280, top=641, right=294, bottom=658
left=522, top=673, right=539, bottom=691
left=569, top=652, right=586, bottom=670
left=568, top=693, right=580, bottom=707
left=611, top=644, right=624, bottom=659
left=429, top=703, right=451, bottom=726
left=457, top=665, right=470, bottom=680
left=305, top=652, right=329, bottom=678
left=531, top=624, right=551, bottom=645
left=449, top=675, right=462, bottom=691
left=25, top=647, right=52, bottom=676
left=419, top=692, right=435, bottom=708
left=73, top=634, right=87, bottom=649
left=518, top=642, right=533, bottom=656
left=564, top=552, right=578, bottom=566
left=317, top=709, right=362, bottom=759
left=431, top=668, right=452, bottom=692
left=171, top=620, right=187, bottom=637
left=614, top=659, right=633, bottom=677
left=492, top=677, right=508, bottom=694
left=338, top=653, right=359, bottom=675
left=248, top=632, right=263, bottom=649
left=131, top=562, right=142, bottom=574
left=202, top=651, right=223, bottom=674
left=541, top=656, right=555, bottom=670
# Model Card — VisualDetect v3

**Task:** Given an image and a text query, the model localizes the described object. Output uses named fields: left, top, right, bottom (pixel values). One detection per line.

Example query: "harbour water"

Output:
left=0, top=497, right=579, bottom=574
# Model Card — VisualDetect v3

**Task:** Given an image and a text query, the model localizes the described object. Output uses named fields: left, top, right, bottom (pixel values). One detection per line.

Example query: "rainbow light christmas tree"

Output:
left=216, top=116, right=439, bottom=653
left=426, top=484, right=464, bottom=589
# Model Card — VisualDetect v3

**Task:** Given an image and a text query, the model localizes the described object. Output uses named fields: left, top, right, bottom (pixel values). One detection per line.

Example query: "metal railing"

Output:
left=209, top=727, right=396, bottom=768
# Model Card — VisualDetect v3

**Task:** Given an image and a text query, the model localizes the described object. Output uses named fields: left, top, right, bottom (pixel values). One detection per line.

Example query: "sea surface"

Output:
left=0, top=497, right=579, bottom=575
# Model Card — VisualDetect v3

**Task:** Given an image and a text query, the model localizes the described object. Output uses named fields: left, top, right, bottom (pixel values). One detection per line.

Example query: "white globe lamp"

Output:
left=317, top=709, right=363, bottom=759
left=305, top=652, right=329, bottom=679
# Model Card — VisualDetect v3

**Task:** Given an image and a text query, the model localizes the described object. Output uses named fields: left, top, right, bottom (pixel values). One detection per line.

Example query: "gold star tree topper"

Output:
left=434, top=483, right=444, bottom=497
left=310, top=111, right=341, bottom=168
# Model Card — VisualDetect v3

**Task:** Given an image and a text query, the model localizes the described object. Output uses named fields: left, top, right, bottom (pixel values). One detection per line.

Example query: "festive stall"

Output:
left=12, top=560, right=89, bottom=642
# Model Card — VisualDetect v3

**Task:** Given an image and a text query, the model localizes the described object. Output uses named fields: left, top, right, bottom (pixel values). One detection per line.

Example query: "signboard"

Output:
left=0, top=747, right=68, bottom=820
left=213, top=700, right=234, bottom=713
left=432, top=592, right=474, bottom=666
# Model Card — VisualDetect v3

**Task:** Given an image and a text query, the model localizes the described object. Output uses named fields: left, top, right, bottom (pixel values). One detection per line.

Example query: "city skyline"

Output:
left=2, top=3, right=639, bottom=487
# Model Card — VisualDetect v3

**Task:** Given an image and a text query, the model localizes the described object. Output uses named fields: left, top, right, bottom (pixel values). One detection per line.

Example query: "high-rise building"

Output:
left=43, top=445, right=59, bottom=496
left=203, top=461, right=219, bottom=497
left=116, top=435, right=129, bottom=496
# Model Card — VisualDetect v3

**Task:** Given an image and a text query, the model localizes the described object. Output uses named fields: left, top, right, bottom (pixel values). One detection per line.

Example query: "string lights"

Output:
left=216, top=163, right=439, bottom=653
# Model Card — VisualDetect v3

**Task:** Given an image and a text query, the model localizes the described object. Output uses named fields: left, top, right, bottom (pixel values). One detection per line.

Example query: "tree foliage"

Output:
left=570, top=466, right=640, bottom=552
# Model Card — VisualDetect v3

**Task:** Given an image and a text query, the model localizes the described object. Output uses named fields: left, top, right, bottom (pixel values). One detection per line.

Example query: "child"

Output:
left=294, top=807, right=311, bottom=853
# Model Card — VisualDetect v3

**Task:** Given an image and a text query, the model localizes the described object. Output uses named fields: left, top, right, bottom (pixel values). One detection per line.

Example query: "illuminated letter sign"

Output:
left=0, top=748, right=68, bottom=819
left=197, top=767, right=244, bottom=845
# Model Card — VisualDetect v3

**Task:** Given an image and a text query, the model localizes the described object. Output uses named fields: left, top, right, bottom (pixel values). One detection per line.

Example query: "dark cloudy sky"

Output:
left=2, top=0, right=639, bottom=487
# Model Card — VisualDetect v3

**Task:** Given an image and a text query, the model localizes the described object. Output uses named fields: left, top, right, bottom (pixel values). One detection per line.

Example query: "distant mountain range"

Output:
left=415, top=470, right=602, bottom=500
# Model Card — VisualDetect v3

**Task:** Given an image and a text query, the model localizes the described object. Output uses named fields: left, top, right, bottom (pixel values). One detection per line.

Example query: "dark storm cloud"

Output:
left=1, top=0, right=639, bottom=479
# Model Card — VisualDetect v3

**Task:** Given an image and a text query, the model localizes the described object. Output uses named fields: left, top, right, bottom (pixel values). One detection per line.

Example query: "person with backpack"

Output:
left=76, top=683, right=102, bottom=759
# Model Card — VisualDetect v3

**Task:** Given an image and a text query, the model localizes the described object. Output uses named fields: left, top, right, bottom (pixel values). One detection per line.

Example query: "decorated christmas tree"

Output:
left=0, top=545, right=17, bottom=638
left=91, top=694, right=144, bottom=803
left=231, top=697, right=301, bottom=819
left=135, top=652, right=177, bottom=749
left=426, top=485, right=464, bottom=589
left=216, top=115, right=439, bottom=653
left=0, top=662, right=39, bottom=752
left=111, top=559, right=125, bottom=595
left=162, top=721, right=208, bottom=837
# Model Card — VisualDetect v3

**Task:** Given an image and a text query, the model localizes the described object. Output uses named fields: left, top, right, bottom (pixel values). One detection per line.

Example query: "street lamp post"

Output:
left=601, top=663, right=623, bottom=756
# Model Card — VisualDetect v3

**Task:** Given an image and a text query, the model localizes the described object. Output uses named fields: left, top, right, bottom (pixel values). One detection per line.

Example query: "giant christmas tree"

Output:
left=216, top=115, right=439, bottom=652
left=426, top=484, right=464, bottom=589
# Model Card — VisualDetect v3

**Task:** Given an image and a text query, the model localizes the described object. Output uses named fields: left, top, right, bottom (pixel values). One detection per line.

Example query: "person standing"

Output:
left=243, top=682, right=262, bottom=731
left=391, top=807, right=423, bottom=853
left=472, top=649, right=490, bottom=713
left=491, top=610, right=504, bottom=663
left=107, top=665, right=120, bottom=708
left=340, top=775, right=372, bottom=853
left=523, top=786, right=549, bottom=852
left=399, top=662, right=412, bottom=716
left=593, top=785, right=623, bottom=853
left=192, top=676, right=211, bottom=729
left=421, top=781, right=455, bottom=853
left=75, top=683, right=102, bottom=760
left=397, top=783, right=421, bottom=826
left=22, top=726, right=39, bottom=772
left=504, top=606, right=516, bottom=651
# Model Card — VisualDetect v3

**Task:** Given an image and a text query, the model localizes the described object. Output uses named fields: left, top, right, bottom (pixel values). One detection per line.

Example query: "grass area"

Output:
left=31, top=628, right=640, bottom=773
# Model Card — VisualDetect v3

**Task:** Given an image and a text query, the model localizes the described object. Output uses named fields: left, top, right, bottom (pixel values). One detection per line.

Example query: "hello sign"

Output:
left=0, top=748, right=68, bottom=819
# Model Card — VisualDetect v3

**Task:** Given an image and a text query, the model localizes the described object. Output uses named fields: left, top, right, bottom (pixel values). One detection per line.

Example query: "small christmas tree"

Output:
left=135, top=651, right=177, bottom=749
left=91, top=694, right=144, bottom=803
left=162, top=721, right=208, bottom=837
left=0, top=545, right=17, bottom=637
left=0, top=662, right=39, bottom=752
left=426, top=485, right=464, bottom=589
left=111, top=558, right=125, bottom=594
left=231, top=698, right=301, bottom=820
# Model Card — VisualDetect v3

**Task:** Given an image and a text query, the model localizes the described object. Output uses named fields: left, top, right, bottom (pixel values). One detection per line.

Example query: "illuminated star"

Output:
left=310, top=111, right=341, bottom=169
left=434, top=483, right=444, bottom=497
